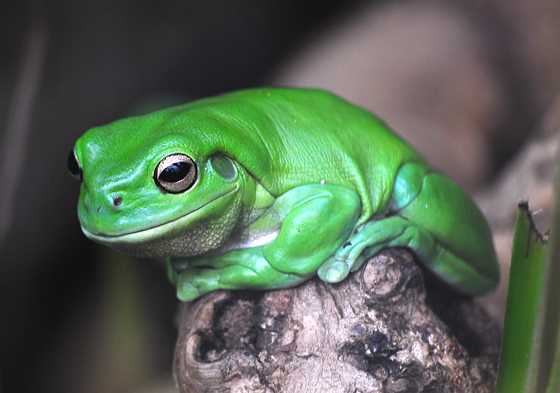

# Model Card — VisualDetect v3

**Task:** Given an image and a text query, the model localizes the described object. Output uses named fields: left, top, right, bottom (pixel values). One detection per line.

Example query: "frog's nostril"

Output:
left=112, top=196, right=123, bottom=207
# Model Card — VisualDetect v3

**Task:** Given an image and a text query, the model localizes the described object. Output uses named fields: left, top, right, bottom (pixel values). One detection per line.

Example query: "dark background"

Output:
left=0, top=1, right=359, bottom=392
left=1, top=0, right=558, bottom=392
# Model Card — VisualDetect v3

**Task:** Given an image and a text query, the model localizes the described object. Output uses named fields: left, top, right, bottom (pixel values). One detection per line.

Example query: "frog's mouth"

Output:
left=80, top=188, right=238, bottom=258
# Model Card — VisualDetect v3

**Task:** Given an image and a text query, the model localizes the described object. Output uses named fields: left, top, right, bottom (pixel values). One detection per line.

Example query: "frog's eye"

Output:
left=154, top=153, right=197, bottom=193
left=67, top=149, right=83, bottom=182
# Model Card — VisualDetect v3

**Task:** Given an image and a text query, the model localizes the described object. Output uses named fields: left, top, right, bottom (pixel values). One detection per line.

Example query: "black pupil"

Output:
left=160, top=162, right=190, bottom=182
left=67, top=150, right=82, bottom=180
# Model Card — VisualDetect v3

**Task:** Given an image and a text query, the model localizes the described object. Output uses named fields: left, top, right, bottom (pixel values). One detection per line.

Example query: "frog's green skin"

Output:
left=70, top=88, right=499, bottom=301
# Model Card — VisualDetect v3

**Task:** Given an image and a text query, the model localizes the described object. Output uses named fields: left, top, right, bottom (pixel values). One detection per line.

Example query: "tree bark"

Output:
left=173, top=249, right=500, bottom=392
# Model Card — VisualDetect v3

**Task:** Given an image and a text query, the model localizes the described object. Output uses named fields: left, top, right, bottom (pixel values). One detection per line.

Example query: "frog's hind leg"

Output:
left=318, top=162, right=499, bottom=295
left=318, top=214, right=497, bottom=294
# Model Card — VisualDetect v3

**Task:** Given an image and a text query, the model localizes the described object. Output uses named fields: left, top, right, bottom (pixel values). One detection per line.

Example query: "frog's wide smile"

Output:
left=80, top=187, right=237, bottom=244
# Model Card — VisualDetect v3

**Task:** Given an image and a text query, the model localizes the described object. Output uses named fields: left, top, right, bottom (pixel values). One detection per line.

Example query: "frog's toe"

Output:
left=350, top=255, right=367, bottom=272
left=176, top=279, right=201, bottom=302
left=176, top=268, right=220, bottom=301
left=318, top=258, right=351, bottom=283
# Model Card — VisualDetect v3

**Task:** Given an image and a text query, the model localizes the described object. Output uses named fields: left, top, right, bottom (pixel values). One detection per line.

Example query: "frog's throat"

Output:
left=81, top=188, right=237, bottom=245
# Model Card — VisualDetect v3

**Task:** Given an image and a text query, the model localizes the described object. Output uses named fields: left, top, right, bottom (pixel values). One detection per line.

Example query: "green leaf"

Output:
left=528, top=144, right=560, bottom=392
left=496, top=202, right=547, bottom=393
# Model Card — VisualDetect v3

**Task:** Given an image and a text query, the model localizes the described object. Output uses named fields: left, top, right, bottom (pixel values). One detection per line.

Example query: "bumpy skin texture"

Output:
left=70, top=88, right=499, bottom=301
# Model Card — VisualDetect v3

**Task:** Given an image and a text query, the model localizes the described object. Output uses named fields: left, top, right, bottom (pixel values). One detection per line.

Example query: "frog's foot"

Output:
left=318, top=217, right=409, bottom=283
left=317, top=255, right=366, bottom=283
left=171, top=247, right=308, bottom=301
left=318, top=225, right=380, bottom=282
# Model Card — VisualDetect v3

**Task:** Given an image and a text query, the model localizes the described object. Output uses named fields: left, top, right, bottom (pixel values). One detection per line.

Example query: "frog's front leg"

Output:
left=171, top=184, right=361, bottom=301
left=169, top=248, right=306, bottom=301
left=318, top=163, right=499, bottom=295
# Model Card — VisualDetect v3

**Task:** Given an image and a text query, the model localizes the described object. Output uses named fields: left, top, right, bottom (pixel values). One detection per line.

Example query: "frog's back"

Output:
left=188, top=88, right=428, bottom=221
left=108, top=88, right=428, bottom=223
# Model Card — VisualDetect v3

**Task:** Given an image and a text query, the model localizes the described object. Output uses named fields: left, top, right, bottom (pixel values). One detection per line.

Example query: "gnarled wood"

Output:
left=174, top=249, right=500, bottom=392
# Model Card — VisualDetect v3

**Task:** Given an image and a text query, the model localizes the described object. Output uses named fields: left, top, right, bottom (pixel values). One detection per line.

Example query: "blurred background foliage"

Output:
left=1, top=0, right=559, bottom=392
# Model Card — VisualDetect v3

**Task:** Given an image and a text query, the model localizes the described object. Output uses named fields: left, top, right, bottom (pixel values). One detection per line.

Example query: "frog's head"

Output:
left=68, top=108, right=249, bottom=258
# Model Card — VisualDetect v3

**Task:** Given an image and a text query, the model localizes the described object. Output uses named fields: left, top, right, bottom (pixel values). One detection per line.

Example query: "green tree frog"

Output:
left=69, top=88, right=499, bottom=301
